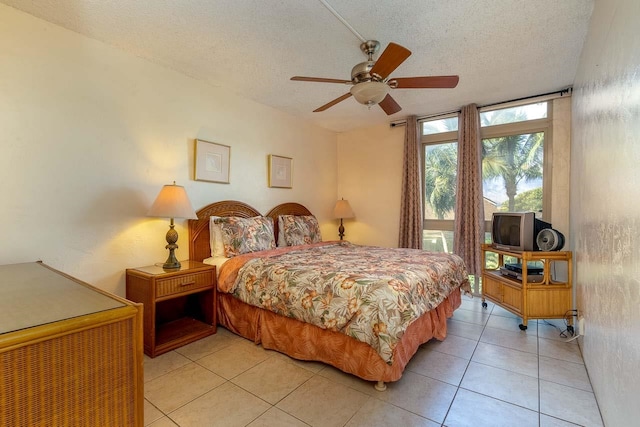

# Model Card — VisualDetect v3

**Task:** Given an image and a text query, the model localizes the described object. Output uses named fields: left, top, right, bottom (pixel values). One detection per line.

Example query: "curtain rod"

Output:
left=389, top=87, right=572, bottom=128
left=480, top=87, right=572, bottom=109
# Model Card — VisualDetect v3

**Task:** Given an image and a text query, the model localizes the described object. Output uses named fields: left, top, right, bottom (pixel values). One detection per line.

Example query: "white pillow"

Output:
left=202, top=256, right=229, bottom=278
left=277, top=216, right=286, bottom=247
left=209, top=216, right=225, bottom=257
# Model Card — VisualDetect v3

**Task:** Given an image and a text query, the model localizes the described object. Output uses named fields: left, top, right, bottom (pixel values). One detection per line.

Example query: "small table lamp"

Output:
left=333, top=198, right=355, bottom=240
left=148, top=182, right=198, bottom=269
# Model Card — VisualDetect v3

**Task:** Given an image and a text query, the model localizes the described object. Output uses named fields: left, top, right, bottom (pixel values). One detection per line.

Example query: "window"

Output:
left=422, top=116, right=459, bottom=136
left=421, top=116, right=458, bottom=253
left=420, top=102, right=552, bottom=294
left=480, top=102, right=547, bottom=126
left=480, top=102, right=550, bottom=229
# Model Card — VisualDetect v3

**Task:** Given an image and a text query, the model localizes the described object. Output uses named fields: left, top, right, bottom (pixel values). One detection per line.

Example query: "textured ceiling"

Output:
left=2, top=0, right=593, bottom=132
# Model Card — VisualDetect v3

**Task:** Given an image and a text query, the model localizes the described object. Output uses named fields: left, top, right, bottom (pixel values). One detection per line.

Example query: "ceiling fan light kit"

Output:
left=290, top=39, right=459, bottom=115
left=350, top=81, right=389, bottom=107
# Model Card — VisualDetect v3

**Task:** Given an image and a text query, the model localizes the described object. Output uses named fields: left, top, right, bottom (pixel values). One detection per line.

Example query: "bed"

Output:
left=188, top=200, right=469, bottom=390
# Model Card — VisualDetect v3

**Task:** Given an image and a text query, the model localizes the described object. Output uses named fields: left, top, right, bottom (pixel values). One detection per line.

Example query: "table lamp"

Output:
left=333, top=198, right=355, bottom=240
left=147, top=182, right=198, bottom=269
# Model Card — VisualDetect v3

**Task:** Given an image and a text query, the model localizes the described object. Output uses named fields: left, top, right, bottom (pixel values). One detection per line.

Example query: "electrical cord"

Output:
left=562, top=309, right=578, bottom=337
left=543, top=310, right=577, bottom=338
left=542, top=319, right=564, bottom=334
left=542, top=319, right=572, bottom=338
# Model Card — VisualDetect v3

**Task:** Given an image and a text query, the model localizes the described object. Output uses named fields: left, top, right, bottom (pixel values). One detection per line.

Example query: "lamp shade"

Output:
left=147, top=183, right=197, bottom=219
left=333, top=199, right=355, bottom=219
left=350, top=81, right=389, bottom=106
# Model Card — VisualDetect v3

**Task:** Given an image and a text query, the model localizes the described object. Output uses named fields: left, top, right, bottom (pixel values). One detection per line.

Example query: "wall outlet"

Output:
left=578, top=316, right=586, bottom=336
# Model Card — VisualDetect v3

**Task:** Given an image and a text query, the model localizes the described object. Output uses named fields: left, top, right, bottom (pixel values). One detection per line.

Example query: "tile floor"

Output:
left=143, top=297, right=604, bottom=427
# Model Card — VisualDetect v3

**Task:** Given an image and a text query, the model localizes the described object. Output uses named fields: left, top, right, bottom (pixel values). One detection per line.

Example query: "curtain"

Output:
left=398, top=116, right=423, bottom=249
left=454, top=104, right=484, bottom=275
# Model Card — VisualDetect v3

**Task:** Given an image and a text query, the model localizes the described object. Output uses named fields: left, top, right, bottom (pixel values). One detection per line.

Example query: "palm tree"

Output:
left=423, top=117, right=459, bottom=220
left=423, top=106, right=544, bottom=218
left=481, top=108, right=544, bottom=211
left=424, top=143, right=457, bottom=219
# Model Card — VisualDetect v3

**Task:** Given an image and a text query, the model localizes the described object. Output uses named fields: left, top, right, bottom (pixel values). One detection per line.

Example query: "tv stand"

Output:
left=480, top=244, right=572, bottom=330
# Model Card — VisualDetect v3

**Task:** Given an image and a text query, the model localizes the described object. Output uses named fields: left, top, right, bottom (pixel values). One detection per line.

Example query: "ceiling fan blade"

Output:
left=291, top=76, right=351, bottom=84
left=378, top=94, right=402, bottom=115
left=369, top=43, right=411, bottom=80
left=391, top=75, right=460, bottom=89
left=313, top=93, right=353, bottom=112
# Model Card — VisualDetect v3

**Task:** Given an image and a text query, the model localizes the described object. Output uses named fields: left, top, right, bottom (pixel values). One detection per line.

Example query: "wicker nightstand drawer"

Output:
left=156, top=271, right=212, bottom=298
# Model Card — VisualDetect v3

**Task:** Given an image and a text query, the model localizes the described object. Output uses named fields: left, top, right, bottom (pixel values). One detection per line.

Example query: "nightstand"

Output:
left=126, top=261, right=216, bottom=357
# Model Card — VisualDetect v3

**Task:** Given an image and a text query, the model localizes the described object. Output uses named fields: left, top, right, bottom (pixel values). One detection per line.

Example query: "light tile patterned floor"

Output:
left=143, top=297, right=604, bottom=427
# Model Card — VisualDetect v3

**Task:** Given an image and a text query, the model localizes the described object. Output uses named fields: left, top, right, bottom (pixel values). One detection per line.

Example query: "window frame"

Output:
left=420, top=113, right=459, bottom=235
left=480, top=107, right=553, bottom=229
left=419, top=102, right=554, bottom=246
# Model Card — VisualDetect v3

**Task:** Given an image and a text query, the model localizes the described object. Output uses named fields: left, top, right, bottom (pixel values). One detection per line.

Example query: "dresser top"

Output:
left=0, top=262, right=125, bottom=334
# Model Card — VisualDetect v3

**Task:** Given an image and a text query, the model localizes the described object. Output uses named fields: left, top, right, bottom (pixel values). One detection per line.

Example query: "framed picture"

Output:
left=195, top=139, right=230, bottom=183
left=268, top=154, right=293, bottom=188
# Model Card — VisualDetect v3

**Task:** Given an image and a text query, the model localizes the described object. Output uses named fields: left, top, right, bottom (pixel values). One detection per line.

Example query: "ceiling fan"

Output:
left=291, top=40, right=459, bottom=115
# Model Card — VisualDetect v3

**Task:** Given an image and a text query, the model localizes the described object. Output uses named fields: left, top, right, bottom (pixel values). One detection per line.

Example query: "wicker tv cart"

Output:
left=481, top=244, right=573, bottom=330
left=0, top=262, right=144, bottom=427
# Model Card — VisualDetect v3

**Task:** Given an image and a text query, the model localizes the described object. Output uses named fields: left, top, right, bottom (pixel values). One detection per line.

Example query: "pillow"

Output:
left=209, top=216, right=225, bottom=257
left=202, top=256, right=229, bottom=278
left=277, top=216, right=287, bottom=247
left=280, top=215, right=322, bottom=246
left=214, top=216, right=276, bottom=257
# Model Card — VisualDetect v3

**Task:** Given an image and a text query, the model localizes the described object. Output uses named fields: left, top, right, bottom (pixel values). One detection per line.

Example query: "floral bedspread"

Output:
left=217, top=242, right=470, bottom=364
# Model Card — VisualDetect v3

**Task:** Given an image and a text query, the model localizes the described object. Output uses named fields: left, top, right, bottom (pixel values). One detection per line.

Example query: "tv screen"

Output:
left=491, top=212, right=551, bottom=251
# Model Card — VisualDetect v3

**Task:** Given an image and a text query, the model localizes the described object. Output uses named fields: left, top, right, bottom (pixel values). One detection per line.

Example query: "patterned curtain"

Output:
left=454, top=104, right=485, bottom=275
left=398, top=116, right=423, bottom=249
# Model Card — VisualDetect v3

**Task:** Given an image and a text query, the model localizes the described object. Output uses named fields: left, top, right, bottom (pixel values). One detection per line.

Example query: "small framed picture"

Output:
left=195, top=139, right=230, bottom=183
left=268, top=154, right=293, bottom=188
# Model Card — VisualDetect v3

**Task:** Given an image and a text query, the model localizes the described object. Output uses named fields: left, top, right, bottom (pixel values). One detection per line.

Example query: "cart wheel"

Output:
left=519, top=324, right=527, bottom=331
left=567, top=325, right=575, bottom=336
left=481, top=302, right=488, bottom=309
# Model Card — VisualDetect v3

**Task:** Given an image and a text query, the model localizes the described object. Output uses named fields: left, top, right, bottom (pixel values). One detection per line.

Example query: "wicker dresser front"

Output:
left=0, top=262, right=144, bottom=427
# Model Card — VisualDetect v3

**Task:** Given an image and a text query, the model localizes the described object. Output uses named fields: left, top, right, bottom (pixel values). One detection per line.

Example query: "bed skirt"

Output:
left=217, top=288, right=462, bottom=383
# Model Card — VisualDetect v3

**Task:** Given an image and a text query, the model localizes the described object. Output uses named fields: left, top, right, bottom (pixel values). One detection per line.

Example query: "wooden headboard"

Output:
left=188, top=201, right=313, bottom=262
left=188, top=200, right=261, bottom=262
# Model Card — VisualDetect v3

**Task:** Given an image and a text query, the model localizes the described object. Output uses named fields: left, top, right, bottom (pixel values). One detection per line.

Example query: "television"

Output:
left=491, top=212, right=551, bottom=252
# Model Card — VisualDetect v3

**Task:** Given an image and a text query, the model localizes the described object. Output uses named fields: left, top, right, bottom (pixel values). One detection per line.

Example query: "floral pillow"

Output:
left=280, top=215, right=322, bottom=246
left=214, top=216, right=276, bottom=257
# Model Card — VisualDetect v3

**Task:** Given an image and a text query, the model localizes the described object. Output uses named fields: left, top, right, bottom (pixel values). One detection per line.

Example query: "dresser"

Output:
left=0, top=262, right=144, bottom=427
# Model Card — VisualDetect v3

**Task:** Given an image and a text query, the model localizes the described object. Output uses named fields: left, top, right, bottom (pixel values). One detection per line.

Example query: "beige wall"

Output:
left=337, top=103, right=572, bottom=248
left=336, top=124, right=406, bottom=247
left=570, top=0, right=640, bottom=425
left=550, top=97, right=572, bottom=240
left=0, top=5, right=337, bottom=296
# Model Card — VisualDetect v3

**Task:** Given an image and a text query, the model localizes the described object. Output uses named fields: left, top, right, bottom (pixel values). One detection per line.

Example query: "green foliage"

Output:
left=481, top=106, right=544, bottom=211
left=482, top=132, right=543, bottom=211
left=424, top=143, right=457, bottom=219
left=423, top=106, right=544, bottom=220
left=499, top=187, right=542, bottom=212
